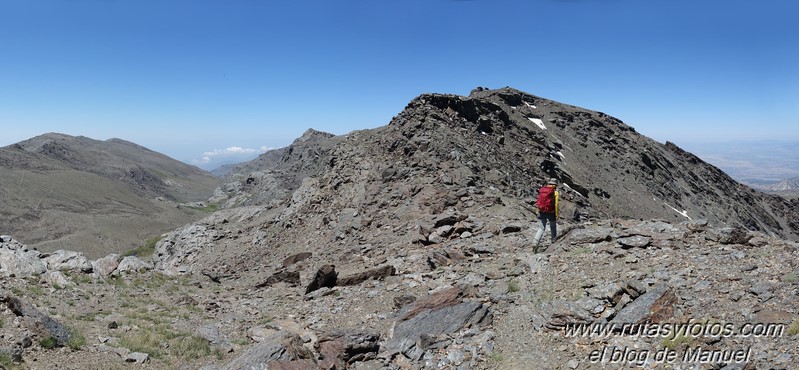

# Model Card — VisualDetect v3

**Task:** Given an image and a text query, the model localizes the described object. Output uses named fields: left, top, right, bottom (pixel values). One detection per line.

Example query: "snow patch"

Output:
left=556, top=151, right=565, bottom=159
left=524, top=102, right=537, bottom=109
left=664, top=203, right=692, bottom=220
left=528, top=117, right=546, bottom=130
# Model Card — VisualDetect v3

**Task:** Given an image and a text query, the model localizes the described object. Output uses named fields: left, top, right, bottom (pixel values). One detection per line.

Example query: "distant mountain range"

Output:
left=0, top=133, right=221, bottom=258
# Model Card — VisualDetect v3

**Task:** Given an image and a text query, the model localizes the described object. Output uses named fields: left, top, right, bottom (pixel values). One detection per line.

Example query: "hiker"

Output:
left=534, top=178, right=559, bottom=251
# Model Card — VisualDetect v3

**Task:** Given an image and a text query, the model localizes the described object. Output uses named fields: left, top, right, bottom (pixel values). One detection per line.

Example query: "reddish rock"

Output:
left=337, top=265, right=396, bottom=286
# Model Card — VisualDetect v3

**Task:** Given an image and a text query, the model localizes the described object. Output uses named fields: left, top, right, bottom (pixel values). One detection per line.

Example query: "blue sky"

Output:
left=1, top=0, right=797, bottom=170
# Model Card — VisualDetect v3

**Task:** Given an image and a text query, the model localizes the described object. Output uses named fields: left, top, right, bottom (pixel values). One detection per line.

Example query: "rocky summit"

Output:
left=0, top=87, right=797, bottom=369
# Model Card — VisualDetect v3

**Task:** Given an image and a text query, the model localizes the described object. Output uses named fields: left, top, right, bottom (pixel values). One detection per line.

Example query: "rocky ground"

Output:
left=2, top=216, right=797, bottom=369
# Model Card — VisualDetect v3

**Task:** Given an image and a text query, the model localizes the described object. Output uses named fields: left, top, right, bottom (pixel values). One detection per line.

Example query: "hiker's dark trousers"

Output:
left=534, top=212, right=556, bottom=245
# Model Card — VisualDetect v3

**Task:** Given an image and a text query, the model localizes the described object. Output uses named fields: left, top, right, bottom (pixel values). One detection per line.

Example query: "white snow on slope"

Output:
left=528, top=117, right=546, bottom=130
left=525, top=102, right=537, bottom=109
left=665, top=202, right=692, bottom=219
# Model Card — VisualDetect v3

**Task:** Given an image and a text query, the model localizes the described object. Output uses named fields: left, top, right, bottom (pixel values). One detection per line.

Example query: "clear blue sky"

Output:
left=1, top=0, right=797, bottom=169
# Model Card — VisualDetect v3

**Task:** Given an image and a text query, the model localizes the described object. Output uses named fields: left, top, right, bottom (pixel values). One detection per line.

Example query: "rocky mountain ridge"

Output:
left=215, top=87, right=799, bottom=240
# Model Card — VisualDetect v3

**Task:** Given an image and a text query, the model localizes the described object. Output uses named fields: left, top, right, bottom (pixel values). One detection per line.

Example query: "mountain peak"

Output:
left=295, top=128, right=335, bottom=143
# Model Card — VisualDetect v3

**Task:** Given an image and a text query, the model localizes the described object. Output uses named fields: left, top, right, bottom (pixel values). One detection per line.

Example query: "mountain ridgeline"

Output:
left=0, top=133, right=221, bottom=258
left=215, top=87, right=798, bottom=241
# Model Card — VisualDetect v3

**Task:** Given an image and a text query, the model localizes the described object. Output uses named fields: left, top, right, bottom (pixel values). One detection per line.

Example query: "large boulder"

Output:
left=93, top=254, right=122, bottom=277
left=223, top=331, right=313, bottom=370
left=6, top=296, right=72, bottom=347
left=384, top=286, right=492, bottom=358
left=115, top=256, right=153, bottom=274
left=43, top=250, right=93, bottom=273
left=611, top=284, right=677, bottom=325
left=0, top=242, right=46, bottom=277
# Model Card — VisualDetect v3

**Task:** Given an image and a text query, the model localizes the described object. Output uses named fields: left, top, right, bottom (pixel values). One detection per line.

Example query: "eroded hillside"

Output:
left=0, top=133, right=221, bottom=258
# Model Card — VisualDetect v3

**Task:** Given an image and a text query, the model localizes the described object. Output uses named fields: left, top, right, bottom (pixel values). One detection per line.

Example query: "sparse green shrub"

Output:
left=0, top=353, right=13, bottom=368
left=120, top=326, right=215, bottom=360
left=784, top=273, right=799, bottom=283
left=232, top=338, right=250, bottom=346
left=184, top=202, right=218, bottom=213
left=68, top=330, right=87, bottom=350
left=67, top=272, right=94, bottom=285
left=10, top=287, right=23, bottom=296
left=28, top=285, right=45, bottom=297
left=661, top=330, right=693, bottom=350
left=258, top=317, right=273, bottom=325
left=171, top=335, right=215, bottom=360
left=0, top=317, right=4, bottom=328
left=120, top=330, right=165, bottom=358
left=126, top=235, right=164, bottom=258
left=107, top=275, right=127, bottom=287
left=507, top=279, right=520, bottom=293
left=571, top=246, right=592, bottom=255
left=788, top=319, right=799, bottom=336
left=39, top=336, right=57, bottom=349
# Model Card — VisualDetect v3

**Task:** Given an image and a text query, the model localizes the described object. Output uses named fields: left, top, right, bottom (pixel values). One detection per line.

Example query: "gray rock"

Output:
left=317, top=329, right=380, bottom=369
left=623, top=220, right=688, bottom=240
left=586, top=282, right=623, bottom=303
left=427, top=232, right=445, bottom=244
left=93, top=254, right=122, bottom=277
left=42, top=270, right=71, bottom=287
left=433, top=215, right=459, bottom=228
left=197, top=324, right=231, bottom=352
left=617, top=235, right=651, bottom=248
left=223, top=331, right=313, bottom=370
left=749, top=282, right=777, bottom=296
left=385, top=286, right=491, bottom=356
left=436, top=225, right=454, bottom=238
left=305, top=265, right=337, bottom=294
left=125, top=352, right=150, bottom=364
left=6, top=296, right=71, bottom=347
left=0, top=247, right=46, bottom=277
left=304, top=287, right=336, bottom=301
left=566, top=228, right=613, bottom=244
left=256, top=270, right=301, bottom=288
left=545, top=301, right=593, bottom=330
left=611, top=284, right=677, bottom=325
left=707, top=227, right=752, bottom=245
left=115, top=255, right=153, bottom=274
left=43, top=250, right=93, bottom=272
left=338, top=265, right=396, bottom=286
left=468, top=245, right=495, bottom=255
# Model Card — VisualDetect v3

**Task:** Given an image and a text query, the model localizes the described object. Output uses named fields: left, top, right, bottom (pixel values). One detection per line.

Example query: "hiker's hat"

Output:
left=547, top=178, right=558, bottom=185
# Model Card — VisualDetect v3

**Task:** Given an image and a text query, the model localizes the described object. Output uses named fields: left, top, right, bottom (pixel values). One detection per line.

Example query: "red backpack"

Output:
left=536, top=186, right=555, bottom=213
